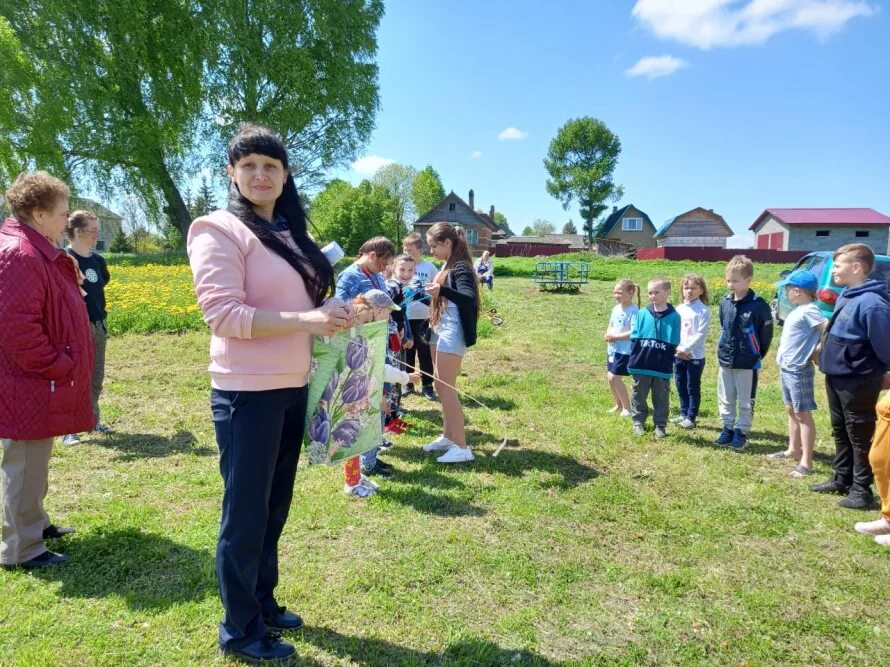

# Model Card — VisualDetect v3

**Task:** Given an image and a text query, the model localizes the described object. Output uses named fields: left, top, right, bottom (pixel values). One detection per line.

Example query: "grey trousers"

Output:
left=632, top=374, right=670, bottom=428
left=90, top=319, right=107, bottom=422
left=1, top=438, right=53, bottom=564
left=718, top=366, right=758, bottom=433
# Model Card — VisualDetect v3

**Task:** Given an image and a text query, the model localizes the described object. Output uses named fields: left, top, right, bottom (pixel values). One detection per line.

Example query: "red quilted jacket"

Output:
left=0, top=218, right=95, bottom=439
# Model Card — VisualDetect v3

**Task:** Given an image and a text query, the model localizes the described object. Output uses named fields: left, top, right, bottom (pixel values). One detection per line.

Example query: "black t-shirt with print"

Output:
left=66, top=249, right=110, bottom=322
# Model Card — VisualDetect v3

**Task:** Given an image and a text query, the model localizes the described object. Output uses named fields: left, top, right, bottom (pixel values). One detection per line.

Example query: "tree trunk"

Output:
left=154, top=151, right=192, bottom=237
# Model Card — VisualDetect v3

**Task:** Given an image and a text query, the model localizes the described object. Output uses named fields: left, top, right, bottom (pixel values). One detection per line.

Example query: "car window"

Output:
left=869, top=259, right=890, bottom=289
left=790, top=255, right=815, bottom=272
left=808, top=255, right=827, bottom=281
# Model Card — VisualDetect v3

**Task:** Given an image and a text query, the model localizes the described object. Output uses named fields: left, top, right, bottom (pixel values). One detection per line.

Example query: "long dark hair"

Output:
left=226, top=123, right=334, bottom=306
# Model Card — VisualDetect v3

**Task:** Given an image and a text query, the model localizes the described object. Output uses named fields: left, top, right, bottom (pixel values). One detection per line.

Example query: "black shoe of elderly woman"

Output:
left=11, top=550, right=70, bottom=570
left=43, top=524, right=77, bottom=540
left=220, top=632, right=296, bottom=663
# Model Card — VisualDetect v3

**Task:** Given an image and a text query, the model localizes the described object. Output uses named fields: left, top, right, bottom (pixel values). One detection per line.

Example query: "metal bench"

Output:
left=533, top=261, right=591, bottom=291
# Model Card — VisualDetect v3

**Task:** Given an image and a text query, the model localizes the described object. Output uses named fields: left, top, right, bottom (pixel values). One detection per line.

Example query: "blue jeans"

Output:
left=210, top=386, right=308, bottom=649
left=674, top=358, right=705, bottom=421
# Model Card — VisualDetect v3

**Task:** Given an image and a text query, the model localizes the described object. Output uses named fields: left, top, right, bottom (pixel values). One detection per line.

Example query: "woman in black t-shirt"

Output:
left=63, top=210, right=112, bottom=443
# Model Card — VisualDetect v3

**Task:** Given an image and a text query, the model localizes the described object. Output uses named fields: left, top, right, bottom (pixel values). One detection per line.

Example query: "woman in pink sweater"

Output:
left=188, top=124, right=349, bottom=664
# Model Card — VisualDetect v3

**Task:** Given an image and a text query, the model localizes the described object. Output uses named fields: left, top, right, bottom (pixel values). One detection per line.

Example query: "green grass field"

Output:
left=2, top=267, right=887, bottom=666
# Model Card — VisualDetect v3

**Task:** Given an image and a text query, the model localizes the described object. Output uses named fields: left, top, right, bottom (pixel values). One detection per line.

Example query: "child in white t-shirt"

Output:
left=672, top=274, right=711, bottom=429
left=603, top=279, right=639, bottom=416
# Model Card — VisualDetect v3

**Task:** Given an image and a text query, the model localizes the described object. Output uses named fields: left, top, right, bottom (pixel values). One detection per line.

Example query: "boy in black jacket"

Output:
left=715, top=255, right=774, bottom=450
left=813, top=244, right=890, bottom=509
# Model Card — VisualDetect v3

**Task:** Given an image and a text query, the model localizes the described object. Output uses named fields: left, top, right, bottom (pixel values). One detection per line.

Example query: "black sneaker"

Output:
left=18, top=550, right=70, bottom=570
left=404, top=383, right=416, bottom=395
left=838, top=493, right=876, bottom=510
left=43, top=524, right=76, bottom=540
left=220, top=632, right=296, bottom=663
left=362, top=463, right=394, bottom=479
left=264, top=606, right=304, bottom=630
left=375, top=459, right=394, bottom=472
left=422, top=386, right=437, bottom=401
left=810, top=479, right=850, bottom=495
left=378, top=438, right=394, bottom=451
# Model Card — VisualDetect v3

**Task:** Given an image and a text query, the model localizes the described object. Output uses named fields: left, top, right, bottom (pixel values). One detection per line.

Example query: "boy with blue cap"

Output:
left=766, top=270, right=827, bottom=476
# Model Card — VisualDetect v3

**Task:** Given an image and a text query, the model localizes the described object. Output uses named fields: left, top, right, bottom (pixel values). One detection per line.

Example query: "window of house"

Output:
left=466, top=228, right=478, bottom=246
left=448, top=202, right=455, bottom=211
left=622, top=217, right=643, bottom=231
left=816, top=230, right=830, bottom=237
left=856, top=230, right=870, bottom=238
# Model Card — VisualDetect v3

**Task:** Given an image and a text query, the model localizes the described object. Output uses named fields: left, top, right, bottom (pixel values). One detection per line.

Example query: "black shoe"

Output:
left=375, top=459, right=394, bottom=472
left=838, top=493, right=876, bottom=510
left=404, top=383, right=416, bottom=395
left=362, top=462, right=394, bottom=479
left=378, top=438, right=394, bottom=451
left=220, top=632, right=295, bottom=663
left=19, top=550, right=70, bottom=570
left=43, top=524, right=76, bottom=540
left=264, top=606, right=304, bottom=630
left=422, top=386, right=437, bottom=401
left=810, top=479, right=850, bottom=495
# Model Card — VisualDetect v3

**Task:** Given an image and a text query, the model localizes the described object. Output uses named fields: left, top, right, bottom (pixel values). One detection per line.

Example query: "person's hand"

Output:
left=424, top=282, right=440, bottom=298
left=676, top=350, right=690, bottom=360
left=408, top=371, right=422, bottom=384
left=403, top=339, right=414, bottom=349
left=603, top=332, right=614, bottom=342
left=882, top=373, right=890, bottom=391
left=303, top=301, right=350, bottom=336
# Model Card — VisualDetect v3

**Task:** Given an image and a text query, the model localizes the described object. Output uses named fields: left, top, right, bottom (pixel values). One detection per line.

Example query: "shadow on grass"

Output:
left=94, top=430, right=215, bottom=461
left=476, top=447, right=600, bottom=490
left=678, top=427, right=834, bottom=464
left=33, top=528, right=214, bottom=610
left=297, top=627, right=556, bottom=666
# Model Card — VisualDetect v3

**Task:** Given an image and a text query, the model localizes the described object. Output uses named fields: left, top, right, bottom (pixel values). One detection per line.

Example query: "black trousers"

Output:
left=407, top=319, right=434, bottom=388
left=825, top=373, right=883, bottom=495
left=211, top=386, right=308, bottom=648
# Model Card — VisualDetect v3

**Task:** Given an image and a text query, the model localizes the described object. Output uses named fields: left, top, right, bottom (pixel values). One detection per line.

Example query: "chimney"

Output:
left=490, top=205, right=495, bottom=221
left=612, top=205, right=618, bottom=213
left=468, top=189, right=474, bottom=210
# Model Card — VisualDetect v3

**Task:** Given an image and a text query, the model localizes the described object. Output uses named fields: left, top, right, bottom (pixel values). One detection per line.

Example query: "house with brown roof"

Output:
left=595, top=204, right=657, bottom=249
left=412, top=190, right=507, bottom=254
left=750, top=208, right=890, bottom=254
left=654, top=207, right=733, bottom=248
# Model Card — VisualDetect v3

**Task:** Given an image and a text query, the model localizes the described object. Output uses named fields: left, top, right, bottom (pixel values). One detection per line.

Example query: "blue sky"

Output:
left=335, top=0, right=890, bottom=247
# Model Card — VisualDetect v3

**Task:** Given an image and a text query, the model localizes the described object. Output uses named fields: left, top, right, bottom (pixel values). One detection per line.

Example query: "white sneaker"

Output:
left=359, top=475, right=379, bottom=491
left=619, top=409, right=631, bottom=418
left=343, top=482, right=374, bottom=497
left=875, top=534, right=890, bottom=547
left=436, top=444, right=474, bottom=463
left=62, top=434, right=80, bottom=446
left=670, top=416, right=685, bottom=424
left=423, top=435, right=452, bottom=452
left=855, top=518, right=890, bottom=536
left=608, top=405, right=620, bottom=414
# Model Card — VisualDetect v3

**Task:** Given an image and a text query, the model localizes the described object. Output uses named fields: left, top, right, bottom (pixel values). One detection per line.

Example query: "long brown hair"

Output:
left=682, top=273, right=710, bottom=306
left=427, top=223, right=480, bottom=325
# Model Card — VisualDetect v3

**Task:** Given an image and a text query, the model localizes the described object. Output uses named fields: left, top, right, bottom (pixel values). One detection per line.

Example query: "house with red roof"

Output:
left=750, top=208, right=890, bottom=255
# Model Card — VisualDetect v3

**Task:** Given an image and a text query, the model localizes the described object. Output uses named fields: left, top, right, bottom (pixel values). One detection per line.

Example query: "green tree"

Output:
left=311, top=179, right=397, bottom=254
left=521, top=226, right=534, bottom=236
left=190, top=174, right=216, bottom=218
left=493, top=211, right=513, bottom=237
left=204, top=0, right=384, bottom=193
left=0, top=0, right=384, bottom=235
left=372, top=162, right=417, bottom=244
left=109, top=228, right=133, bottom=253
left=562, top=220, right=578, bottom=234
left=411, top=165, right=445, bottom=217
left=531, top=219, right=555, bottom=236
left=544, top=116, right=624, bottom=247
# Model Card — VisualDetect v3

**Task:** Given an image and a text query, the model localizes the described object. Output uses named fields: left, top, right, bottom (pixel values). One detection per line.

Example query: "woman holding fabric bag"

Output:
left=188, top=124, right=349, bottom=663
left=0, top=171, right=94, bottom=570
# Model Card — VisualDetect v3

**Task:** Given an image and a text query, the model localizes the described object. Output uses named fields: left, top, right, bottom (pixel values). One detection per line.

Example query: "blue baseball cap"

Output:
left=786, top=269, right=818, bottom=290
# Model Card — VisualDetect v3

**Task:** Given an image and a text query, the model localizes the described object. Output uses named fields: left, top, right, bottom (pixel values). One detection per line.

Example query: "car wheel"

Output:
left=770, top=295, right=783, bottom=326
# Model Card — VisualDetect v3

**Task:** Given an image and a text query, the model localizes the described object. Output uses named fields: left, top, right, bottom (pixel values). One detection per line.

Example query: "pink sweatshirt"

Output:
left=187, top=210, right=314, bottom=390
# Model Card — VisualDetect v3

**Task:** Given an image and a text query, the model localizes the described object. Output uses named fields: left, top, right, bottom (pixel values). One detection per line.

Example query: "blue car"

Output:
left=772, top=251, right=890, bottom=324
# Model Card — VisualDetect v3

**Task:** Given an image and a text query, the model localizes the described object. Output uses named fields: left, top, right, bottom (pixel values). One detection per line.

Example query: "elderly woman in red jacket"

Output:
left=0, top=171, right=95, bottom=569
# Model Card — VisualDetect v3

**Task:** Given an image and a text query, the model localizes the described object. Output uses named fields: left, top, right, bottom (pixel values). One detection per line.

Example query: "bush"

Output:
left=109, top=228, right=134, bottom=253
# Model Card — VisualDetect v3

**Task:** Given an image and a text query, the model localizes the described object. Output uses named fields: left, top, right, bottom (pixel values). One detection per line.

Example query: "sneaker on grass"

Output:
left=343, top=482, right=374, bottom=498
left=654, top=426, right=667, bottom=439
left=423, top=435, right=452, bottom=452
left=670, top=416, right=685, bottom=424
left=619, top=409, right=631, bottom=418
left=61, top=434, right=80, bottom=446
left=875, top=534, right=890, bottom=547
left=678, top=418, right=696, bottom=430
left=632, top=423, right=645, bottom=437
left=436, top=444, right=474, bottom=463
left=93, top=423, right=113, bottom=434
left=854, top=518, right=890, bottom=536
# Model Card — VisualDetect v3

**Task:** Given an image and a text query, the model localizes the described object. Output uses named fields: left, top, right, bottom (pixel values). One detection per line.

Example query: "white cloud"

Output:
left=497, top=127, right=528, bottom=141
left=727, top=231, right=755, bottom=249
left=631, top=0, right=878, bottom=50
left=350, top=155, right=395, bottom=175
left=625, top=54, right=689, bottom=78
left=469, top=150, right=483, bottom=159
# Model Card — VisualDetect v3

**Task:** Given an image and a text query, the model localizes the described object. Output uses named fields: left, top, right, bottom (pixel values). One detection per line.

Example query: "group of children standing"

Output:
left=603, top=245, right=890, bottom=547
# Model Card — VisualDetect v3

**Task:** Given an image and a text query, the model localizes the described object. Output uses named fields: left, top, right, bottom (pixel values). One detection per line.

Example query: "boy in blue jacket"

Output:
left=716, top=255, right=774, bottom=451
left=813, top=244, right=890, bottom=509
left=629, top=277, right=681, bottom=439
